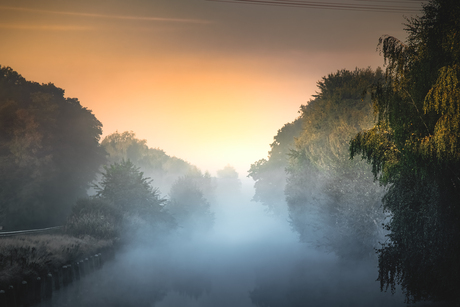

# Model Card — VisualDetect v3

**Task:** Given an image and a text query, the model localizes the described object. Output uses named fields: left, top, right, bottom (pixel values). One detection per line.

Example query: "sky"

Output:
left=0, top=0, right=426, bottom=176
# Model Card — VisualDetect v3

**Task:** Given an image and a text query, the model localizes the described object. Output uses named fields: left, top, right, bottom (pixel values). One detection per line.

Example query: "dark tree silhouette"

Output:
left=0, top=66, right=105, bottom=229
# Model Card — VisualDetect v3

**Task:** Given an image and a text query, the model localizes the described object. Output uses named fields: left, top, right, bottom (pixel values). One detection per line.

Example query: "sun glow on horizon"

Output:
left=0, top=0, right=410, bottom=176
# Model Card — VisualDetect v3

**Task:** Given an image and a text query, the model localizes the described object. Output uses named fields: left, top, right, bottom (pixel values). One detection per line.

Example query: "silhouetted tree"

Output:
left=0, top=66, right=105, bottom=229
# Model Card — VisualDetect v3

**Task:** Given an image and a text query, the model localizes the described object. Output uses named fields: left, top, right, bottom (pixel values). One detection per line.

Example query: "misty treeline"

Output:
left=250, top=0, right=460, bottom=304
left=0, top=67, right=241, bottom=237
left=249, top=68, right=387, bottom=259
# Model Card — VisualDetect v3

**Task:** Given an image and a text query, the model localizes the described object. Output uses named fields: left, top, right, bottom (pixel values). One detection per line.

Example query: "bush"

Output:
left=0, top=234, right=114, bottom=289
left=65, top=198, right=122, bottom=239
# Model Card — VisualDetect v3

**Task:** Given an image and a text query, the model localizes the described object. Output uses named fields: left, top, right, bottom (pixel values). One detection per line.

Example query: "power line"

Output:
left=206, top=0, right=426, bottom=13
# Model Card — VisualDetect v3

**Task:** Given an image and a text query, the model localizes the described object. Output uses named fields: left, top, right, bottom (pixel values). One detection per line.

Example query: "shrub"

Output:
left=65, top=198, right=122, bottom=239
left=0, top=234, right=114, bottom=289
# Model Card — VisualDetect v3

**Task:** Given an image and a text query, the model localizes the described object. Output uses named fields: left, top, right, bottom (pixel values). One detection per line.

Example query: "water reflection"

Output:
left=36, top=184, right=406, bottom=307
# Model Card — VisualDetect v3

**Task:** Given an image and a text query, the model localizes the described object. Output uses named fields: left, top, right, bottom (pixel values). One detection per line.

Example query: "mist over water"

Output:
left=39, top=179, right=407, bottom=307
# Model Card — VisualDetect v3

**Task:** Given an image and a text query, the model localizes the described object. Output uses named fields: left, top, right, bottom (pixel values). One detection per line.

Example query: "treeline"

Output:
left=0, top=67, right=105, bottom=229
left=249, top=68, right=387, bottom=259
left=0, top=67, right=241, bottom=239
left=249, top=0, right=460, bottom=304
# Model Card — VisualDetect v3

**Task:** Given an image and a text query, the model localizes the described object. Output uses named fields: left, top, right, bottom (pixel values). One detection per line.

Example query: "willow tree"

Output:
left=350, top=0, right=460, bottom=303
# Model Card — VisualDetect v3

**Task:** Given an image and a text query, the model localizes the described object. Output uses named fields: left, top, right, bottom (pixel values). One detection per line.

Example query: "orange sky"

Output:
left=0, top=0, right=425, bottom=176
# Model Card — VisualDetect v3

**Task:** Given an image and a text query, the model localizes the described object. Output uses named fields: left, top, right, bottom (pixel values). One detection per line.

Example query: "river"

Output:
left=36, top=182, right=408, bottom=307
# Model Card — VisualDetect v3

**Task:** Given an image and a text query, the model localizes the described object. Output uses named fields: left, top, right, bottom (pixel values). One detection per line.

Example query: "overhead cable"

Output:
left=206, top=0, right=425, bottom=13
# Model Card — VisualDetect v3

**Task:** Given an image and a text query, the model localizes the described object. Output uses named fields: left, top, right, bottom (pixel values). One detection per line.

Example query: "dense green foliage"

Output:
left=248, top=119, right=302, bottom=215
left=350, top=0, right=460, bottom=303
left=101, top=131, right=197, bottom=193
left=0, top=66, right=105, bottom=230
left=285, top=68, right=387, bottom=259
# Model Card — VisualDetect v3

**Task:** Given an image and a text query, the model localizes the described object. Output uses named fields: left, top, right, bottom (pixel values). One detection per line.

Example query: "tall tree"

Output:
left=0, top=66, right=105, bottom=229
left=350, top=0, right=460, bottom=303
left=286, top=68, right=387, bottom=259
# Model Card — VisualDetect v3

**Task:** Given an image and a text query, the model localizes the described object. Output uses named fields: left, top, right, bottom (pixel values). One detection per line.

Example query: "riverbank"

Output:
left=0, top=234, right=116, bottom=290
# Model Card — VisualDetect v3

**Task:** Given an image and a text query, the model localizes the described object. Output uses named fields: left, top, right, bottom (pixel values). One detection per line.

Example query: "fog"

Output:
left=38, top=178, right=408, bottom=307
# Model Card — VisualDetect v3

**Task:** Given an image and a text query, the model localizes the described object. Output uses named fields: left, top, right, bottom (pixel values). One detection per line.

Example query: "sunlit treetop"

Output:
left=293, top=67, right=383, bottom=172
left=350, top=0, right=460, bottom=183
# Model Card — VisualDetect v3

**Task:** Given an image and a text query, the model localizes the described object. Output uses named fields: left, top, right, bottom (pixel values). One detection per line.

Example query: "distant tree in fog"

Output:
left=167, top=174, right=214, bottom=235
left=216, top=164, right=241, bottom=197
left=350, top=0, right=460, bottom=303
left=248, top=119, right=302, bottom=215
left=285, top=68, right=387, bottom=259
left=101, top=131, right=196, bottom=193
left=0, top=66, right=105, bottom=229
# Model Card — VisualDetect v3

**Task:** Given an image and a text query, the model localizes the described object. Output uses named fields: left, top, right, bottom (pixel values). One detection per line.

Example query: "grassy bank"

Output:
left=0, top=234, right=116, bottom=289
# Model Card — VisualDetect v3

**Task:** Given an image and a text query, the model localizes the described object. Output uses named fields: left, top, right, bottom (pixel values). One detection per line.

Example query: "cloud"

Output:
left=0, top=23, right=91, bottom=31
left=0, top=6, right=212, bottom=24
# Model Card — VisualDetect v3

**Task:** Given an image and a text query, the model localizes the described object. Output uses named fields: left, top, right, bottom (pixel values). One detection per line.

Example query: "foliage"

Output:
left=95, top=160, right=162, bottom=211
left=65, top=198, right=122, bottom=239
left=167, top=174, right=214, bottom=235
left=349, top=0, right=460, bottom=303
left=94, top=159, right=176, bottom=235
left=216, top=165, right=241, bottom=197
left=295, top=68, right=383, bottom=170
left=286, top=68, right=387, bottom=259
left=248, top=119, right=303, bottom=215
left=101, top=131, right=197, bottom=193
left=0, top=66, right=106, bottom=229
left=0, top=234, right=114, bottom=289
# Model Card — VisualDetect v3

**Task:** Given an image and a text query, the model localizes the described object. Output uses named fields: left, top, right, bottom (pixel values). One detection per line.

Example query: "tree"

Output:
left=167, top=174, right=214, bottom=235
left=216, top=164, right=241, bottom=198
left=350, top=0, right=460, bottom=303
left=248, top=119, right=302, bottom=215
left=94, top=160, right=176, bottom=234
left=0, top=66, right=105, bottom=229
left=286, top=68, right=387, bottom=259
left=101, top=131, right=196, bottom=193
